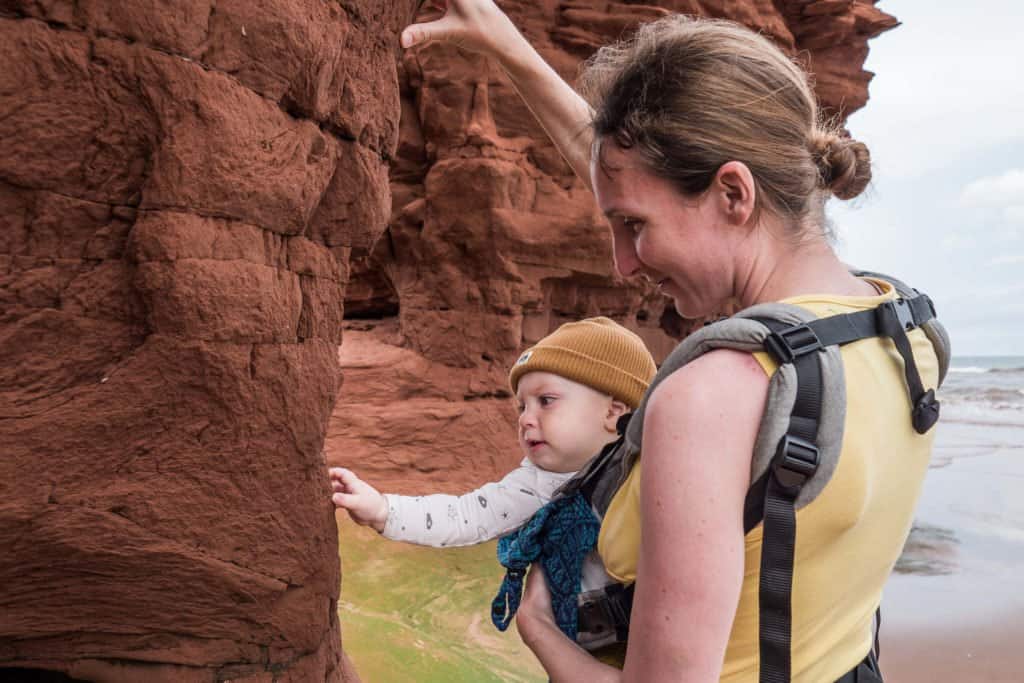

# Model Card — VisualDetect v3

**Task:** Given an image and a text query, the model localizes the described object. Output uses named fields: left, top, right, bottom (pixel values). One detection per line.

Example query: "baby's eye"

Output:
left=538, top=395, right=556, bottom=406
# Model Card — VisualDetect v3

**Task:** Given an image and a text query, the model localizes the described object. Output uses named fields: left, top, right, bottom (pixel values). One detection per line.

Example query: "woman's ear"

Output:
left=604, top=399, right=630, bottom=433
left=713, top=160, right=756, bottom=227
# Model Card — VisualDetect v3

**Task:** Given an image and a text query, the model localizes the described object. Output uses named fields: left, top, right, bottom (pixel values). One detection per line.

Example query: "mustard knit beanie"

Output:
left=508, top=317, right=657, bottom=409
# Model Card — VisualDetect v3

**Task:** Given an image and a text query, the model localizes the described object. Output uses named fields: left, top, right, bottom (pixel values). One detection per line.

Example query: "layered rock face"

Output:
left=0, top=1, right=415, bottom=681
left=328, top=0, right=897, bottom=492
left=0, top=1, right=895, bottom=680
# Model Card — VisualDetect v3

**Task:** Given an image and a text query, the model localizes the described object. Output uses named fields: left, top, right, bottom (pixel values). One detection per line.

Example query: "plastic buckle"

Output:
left=772, top=435, right=819, bottom=489
left=922, top=293, right=937, bottom=320
left=577, top=595, right=614, bottom=636
left=890, top=298, right=915, bottom=331
left=912, top=388, right=941, bottom=434
left=764, top=324, right=822, bottom=364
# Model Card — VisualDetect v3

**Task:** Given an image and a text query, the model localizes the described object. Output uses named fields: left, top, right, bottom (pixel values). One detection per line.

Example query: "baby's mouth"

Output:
left=526, top=439, right=546, bottom=450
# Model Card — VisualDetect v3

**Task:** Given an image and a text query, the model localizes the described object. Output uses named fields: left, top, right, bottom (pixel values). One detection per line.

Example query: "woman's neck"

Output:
left=732, top=223, right=875, bottom=309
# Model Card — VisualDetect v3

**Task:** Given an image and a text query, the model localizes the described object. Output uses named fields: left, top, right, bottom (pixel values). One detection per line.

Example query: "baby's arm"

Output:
left=329, top=467, right=388, bottom=531
left=381, top=462, right=575, bottom=548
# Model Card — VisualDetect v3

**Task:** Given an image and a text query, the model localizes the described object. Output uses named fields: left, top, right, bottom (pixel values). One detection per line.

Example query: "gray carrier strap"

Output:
left=584, top=303, right=847, bottom=517
left=582, top=275, right=950, bottom=518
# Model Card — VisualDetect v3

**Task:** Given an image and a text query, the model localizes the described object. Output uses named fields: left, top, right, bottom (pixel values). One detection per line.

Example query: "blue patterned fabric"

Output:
left=490, top=492, right=600, bottom=639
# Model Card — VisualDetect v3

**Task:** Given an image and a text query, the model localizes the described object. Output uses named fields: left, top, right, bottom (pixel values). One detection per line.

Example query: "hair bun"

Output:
left=810, top=131, right=872, bottom=200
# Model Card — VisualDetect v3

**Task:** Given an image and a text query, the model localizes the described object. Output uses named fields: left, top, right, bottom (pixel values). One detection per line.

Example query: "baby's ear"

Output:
left=604, top=399, right=629, bottom=432
left=602, top=397, right=626, bottom=419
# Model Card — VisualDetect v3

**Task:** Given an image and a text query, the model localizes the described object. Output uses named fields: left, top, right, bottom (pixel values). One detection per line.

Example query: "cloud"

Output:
left=960, top=169, right=1024, bottom=208
left=1006, top=206, right=1024, bottom=225
left=988, top=253, right=1024, bottom=266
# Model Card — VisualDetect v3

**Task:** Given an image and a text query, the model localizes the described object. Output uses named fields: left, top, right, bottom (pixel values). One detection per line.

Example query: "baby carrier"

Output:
left=497, top=272, right=951, bottom=682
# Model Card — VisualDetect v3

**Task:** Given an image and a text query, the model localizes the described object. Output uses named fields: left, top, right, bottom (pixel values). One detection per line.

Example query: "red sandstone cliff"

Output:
left=0, top=1, right=417, bottom=680
left=327, top=0, right=898, bottom=493
left=0, top=1, right=895, bottom=680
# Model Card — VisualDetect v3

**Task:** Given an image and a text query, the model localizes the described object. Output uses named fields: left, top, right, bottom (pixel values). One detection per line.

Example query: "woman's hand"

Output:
left=516, top=566, right=558, bottom=645
left=404, top=0, right=597, bottom=185
left=517, top=566, right=622, bottom=682
left=402, top=0, right=521, bottom=58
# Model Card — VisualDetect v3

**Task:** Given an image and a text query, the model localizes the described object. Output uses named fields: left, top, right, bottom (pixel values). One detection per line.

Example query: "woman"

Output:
left=402, top=3, right=943, bottom=681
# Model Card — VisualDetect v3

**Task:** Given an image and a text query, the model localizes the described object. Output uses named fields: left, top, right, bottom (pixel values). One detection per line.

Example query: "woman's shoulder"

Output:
left=645, top=348, right=770, bottom=436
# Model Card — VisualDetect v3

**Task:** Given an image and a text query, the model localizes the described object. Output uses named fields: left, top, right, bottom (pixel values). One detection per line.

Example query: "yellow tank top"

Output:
left=597, top=278, right=940, bottom=681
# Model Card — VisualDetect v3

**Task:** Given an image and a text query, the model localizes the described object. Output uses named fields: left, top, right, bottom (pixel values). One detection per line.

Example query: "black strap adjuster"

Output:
left=764, top=324, right=822, bottom=364
left=912, top=388, right=940, bottom=433
left=576, top=584, right=634, bottom=642
left=888, top=298, right=916, bottom=332
left=772, top=435, right=819, bottom=489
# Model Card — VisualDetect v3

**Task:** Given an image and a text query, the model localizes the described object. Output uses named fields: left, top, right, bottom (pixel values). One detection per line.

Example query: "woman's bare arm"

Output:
left=517, top=349, right=768, bottom=681
left=402, top=0, right=596, bottom=187
left=622, top=349, right=768, bottom=681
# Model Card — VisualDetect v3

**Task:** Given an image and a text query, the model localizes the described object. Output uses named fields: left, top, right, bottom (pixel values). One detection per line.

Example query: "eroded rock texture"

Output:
left=327, top=0, right=897, bottom=492
left=0, top=1, right=417, bottom=681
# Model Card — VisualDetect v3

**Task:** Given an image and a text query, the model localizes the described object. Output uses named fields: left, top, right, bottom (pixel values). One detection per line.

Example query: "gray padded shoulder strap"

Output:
left=589, top=303, right=846, bottom=515
left=587, top=271, right=949, bottom=517
left=853, top=270, right=952, bottom=385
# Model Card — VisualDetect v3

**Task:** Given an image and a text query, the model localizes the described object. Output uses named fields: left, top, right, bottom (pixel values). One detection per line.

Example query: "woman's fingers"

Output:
left=401, top=14, right=461, bottom=49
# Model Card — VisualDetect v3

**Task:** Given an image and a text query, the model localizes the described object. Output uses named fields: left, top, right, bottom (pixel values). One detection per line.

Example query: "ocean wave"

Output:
left=941, top=387, right=1024, bottom=404
left=948, top=365, right=1024, bottom=375
left=937, top=402, right=1024, bottom=428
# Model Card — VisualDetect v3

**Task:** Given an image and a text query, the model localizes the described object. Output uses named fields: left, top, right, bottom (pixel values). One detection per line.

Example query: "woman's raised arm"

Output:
left=402, top=0, right=596, bottom=188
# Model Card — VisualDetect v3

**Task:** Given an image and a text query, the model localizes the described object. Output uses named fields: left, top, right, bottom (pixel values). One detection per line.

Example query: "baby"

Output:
left=329, top=317, right=656, bottom=644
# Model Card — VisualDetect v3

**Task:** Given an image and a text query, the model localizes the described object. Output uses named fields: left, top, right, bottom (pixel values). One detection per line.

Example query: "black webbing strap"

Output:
left=751, top=293, right=937, bottom=683
left=746, top=293, right=938, bottom=531
left=570, top=413, right=630, bottom=506
left=762, top=294, right=939, bottom=435
left=756, top=319, right=823, bottom=683
left=606, top=582, right=634, bottom=642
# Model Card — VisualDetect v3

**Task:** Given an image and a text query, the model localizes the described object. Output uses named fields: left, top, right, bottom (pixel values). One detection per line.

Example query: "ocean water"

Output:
left=884, top=356, right=1024, bottom=681
left=938, top=355, right=1024, bottom=427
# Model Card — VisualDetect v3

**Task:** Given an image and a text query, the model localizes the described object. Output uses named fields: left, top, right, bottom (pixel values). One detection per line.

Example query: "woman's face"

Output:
left=590, top=142, right=742, bottom=320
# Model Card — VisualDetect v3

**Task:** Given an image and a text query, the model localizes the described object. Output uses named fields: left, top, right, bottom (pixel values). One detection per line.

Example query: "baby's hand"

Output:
left=329, top=467, right=389, bottom=532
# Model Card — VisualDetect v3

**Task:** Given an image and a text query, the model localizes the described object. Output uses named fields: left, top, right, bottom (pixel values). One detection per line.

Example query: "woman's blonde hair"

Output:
left=578, top=16, right=871, bottom=230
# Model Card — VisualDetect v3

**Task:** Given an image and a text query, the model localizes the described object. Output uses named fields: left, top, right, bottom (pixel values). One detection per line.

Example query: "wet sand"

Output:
left=881, top=419, right=1024, bottom=682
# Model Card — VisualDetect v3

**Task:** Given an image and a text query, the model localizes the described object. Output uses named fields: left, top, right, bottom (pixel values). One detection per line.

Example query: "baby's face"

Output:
left=514, top=371, right=624, bottom=473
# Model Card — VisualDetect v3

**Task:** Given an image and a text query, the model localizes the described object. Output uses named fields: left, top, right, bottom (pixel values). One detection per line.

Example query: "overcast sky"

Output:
left=829, top=1, right=1024, bottom=357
